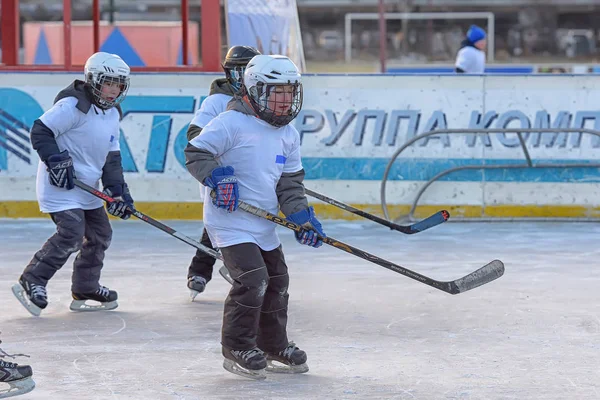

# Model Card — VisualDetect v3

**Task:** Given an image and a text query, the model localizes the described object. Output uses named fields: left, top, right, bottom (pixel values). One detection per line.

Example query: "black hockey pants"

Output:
left=22, top=207, right=112, bottom=293
left=220, top=243, right=290, bottom=353
left=187, top=227, right=216, bottom=282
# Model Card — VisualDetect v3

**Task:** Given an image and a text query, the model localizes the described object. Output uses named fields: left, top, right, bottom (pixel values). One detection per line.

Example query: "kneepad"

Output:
left=54, top=225, right=85, bottom=255
left=267, top=273, right=289, bottom=296
left=52, top=234, right=83, bottom=257
left=262, top=272, right=289, bottom=313
left=232, top=266, right=269, bottom=308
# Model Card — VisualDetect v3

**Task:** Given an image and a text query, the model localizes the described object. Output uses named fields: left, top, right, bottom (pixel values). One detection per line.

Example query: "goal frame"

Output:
left=344, top=11, right=496, bottom=67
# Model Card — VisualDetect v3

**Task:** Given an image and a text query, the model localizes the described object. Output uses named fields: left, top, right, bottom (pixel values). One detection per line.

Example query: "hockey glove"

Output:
left=287, top=206, right=326, bottom=248
left=103, top=183, right=134, bottom=220
left=205, top=166, right=239, bottom=212
left=47, top=150, right=75, bottom=190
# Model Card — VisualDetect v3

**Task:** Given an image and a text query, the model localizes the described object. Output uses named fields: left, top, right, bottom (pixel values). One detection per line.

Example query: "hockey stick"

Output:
left=229, top=197, right=504, bottom=295
left=73, top=179, right=229, bottom=267
left=305, top=188, right=449, bottom=234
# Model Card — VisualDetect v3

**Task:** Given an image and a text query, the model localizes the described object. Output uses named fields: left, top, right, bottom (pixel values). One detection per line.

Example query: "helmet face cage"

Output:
left=225, top=66, right=246, bottom=93
left=87, top=72, right=130, bottom=109
left=222, top=46, right=260, bottom=93
left=247, top=82, right=303, bottom=127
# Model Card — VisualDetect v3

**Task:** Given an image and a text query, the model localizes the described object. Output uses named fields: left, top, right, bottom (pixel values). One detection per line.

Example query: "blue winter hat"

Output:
left=467, top=25, right=486, bottom=43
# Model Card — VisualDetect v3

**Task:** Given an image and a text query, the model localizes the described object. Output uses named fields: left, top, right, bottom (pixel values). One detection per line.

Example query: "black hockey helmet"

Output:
left=222, top=45, right=261, bottom=93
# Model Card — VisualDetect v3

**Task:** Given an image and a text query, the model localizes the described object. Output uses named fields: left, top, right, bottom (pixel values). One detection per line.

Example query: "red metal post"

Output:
left=63, top=0, right=72, bottom=67
left=201, top=0, right=222, bottom=71
left=181, top=0, right=189, bottom=65
left=93, top=0, right=100, bottom=53
left=1, top=0, right=19, bottom=65
left=378, top=0, right=387, bottom=73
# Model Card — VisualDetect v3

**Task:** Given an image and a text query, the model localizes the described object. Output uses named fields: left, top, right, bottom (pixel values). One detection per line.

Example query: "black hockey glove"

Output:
left=46, top=150, right=75, bottom=190
left=103, top=183, right=134, bottom=220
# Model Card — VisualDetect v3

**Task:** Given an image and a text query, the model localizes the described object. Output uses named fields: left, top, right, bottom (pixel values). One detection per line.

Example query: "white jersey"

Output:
left=190, top=110, right=303, bottom=251
left=190, top=94, right=232, bottom=129
left=189, top=93, right=233, bottom=201
left=455, top=46, right=486, bottom=73
left=36, top=97, right=121, bottom=213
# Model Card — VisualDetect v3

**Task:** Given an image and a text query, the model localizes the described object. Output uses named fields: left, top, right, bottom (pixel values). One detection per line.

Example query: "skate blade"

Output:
left=219, top=265, right=234, bottom=285
left=189, top=290, right=199, bottom=302
left=223, top=359, right=266, bottom=380
left=69, top=300, right=118, bottom=312
left=266, top=359, right=309, bottom=374
left=0, top=376, right=36, bottom=398
left=11, top=284, right=42, bottom=317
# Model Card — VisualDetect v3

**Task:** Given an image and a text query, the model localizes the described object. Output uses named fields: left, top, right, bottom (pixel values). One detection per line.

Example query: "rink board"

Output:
left=1, top=72, right=600, bottom=219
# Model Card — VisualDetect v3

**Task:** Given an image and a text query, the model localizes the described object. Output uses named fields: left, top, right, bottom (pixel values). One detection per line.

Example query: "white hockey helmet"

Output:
left=84, top=52, right=130, bottom=109
left=243, top=55, right=303, bottom=127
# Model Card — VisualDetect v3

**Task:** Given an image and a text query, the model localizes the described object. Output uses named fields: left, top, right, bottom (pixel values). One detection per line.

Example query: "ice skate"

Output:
left=70, top=285, right=118, bottom=312
left=264, top=342, right=309, bottom=374
left=222, top=347, right=267, bottom=380
left=0, top=360, right=35, bottom=399
left=11, top=276, right=48, bottom=317
left=187, top=276, right=207, bottom=301
left=218, top=265, right=234, bottom=285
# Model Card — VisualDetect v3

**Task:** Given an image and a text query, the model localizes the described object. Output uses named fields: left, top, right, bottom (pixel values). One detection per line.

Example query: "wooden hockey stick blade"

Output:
left=305, top=188, right=449, bottom=234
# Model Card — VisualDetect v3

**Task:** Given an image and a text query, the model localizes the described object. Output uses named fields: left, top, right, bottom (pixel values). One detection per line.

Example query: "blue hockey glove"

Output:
left=47, top=150, right=75, bottom=190
left=286, top=206, right=326, bottom=248
left=103, top=183, right=134, bottom=220
left=205, top=166, right=239, bottom=212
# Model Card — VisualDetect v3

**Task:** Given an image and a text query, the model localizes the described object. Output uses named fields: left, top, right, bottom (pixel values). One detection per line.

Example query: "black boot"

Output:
left=187, top=276, right=207, bottom=301
left=70, top=286, right=118, bottom=312
left=264, top=342, right=309, bottom=373
left=0, top=360, right=35, bottom=397
left=12, top=275, right=48, bottom=317
left=222, top=346, right=267, bottom=380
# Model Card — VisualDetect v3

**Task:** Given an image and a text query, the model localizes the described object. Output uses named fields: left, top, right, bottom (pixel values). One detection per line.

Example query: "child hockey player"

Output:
left=185, top=45, right=260, bottom=300
left=185, top=54, right=325, bottom=380
left=12, top=52, right=134, bottom=317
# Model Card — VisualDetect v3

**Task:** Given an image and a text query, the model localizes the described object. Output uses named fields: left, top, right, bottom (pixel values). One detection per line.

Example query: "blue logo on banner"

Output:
left=0, top=89, right=44, bottom=169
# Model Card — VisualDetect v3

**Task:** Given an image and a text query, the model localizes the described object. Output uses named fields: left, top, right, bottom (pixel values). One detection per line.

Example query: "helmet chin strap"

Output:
left=98, top=98, right=112, bottom=109
left=88, top=80, right=128, bottom=110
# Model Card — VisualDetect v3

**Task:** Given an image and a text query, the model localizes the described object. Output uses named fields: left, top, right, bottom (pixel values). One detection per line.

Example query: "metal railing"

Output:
left=380, top=128, right=600, bottom=222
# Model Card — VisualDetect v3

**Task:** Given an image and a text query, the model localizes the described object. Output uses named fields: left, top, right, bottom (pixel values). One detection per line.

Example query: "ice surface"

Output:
left=1, top=218, right=599, bottom=399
